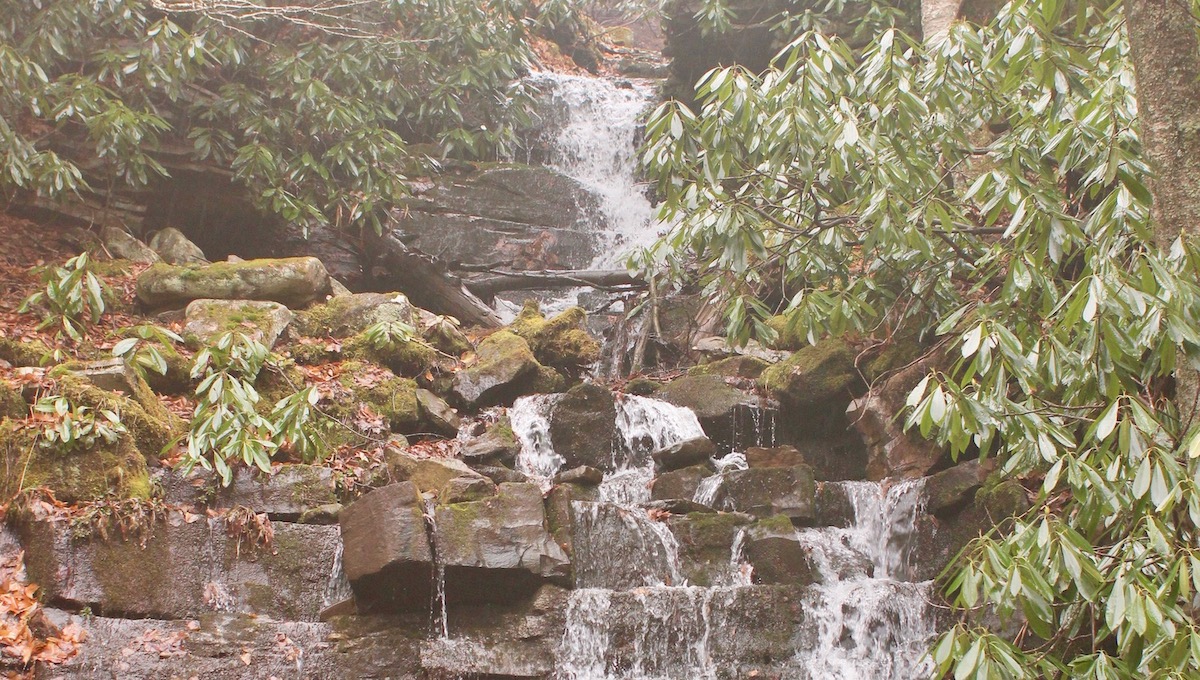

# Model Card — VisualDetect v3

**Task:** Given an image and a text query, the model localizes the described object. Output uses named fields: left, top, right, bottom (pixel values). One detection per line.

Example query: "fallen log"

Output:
left=370, top=231, right=504, bottom=328
left=464, top=269, right=645, bottom=296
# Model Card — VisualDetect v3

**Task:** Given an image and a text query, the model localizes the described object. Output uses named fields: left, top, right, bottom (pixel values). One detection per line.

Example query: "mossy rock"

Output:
left=0, top=337, right=53, bottom=367
left=0, top=380, right=27, bottom=419
left=765, top=314, right=806, bottom=351
left=758, top=338, right=861, bottom=407
left=329, top=362, right=421, bottom=433
left=254, top=363, right=309, bottom=412
left=657, top=374, right=748, bottom=420
left=509, top=301, right=600, bottom=372
left=0, top=420, right=151, bottom=502
left=114, top=327, right=193, bottom=394
left=419, top=314, right=473, bottom=357
left=344, top=332, right=437, bottom=378
left=294, top=292, right=415, bottom=339
left=451, top=331, right=540, bottom=408
left=622, top=377, right=662, bottom=396
left=136, top=257, right=332, bottom=310
left=688, top=355, right=770, bottom=379
left=53, top=372, right=182, bottom=458
left=182, top=299, right=293, bottom=350
left=976, top=472, right=1031, bottom=520
left=861, top=334, right=927, bottom=384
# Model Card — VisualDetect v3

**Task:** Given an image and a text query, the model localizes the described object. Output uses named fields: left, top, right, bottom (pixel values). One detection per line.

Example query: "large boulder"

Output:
left=657, top=374, right=759, bottom=452
left=451, top=331, right=540, bottom=408
left=652, top=436, right=717, bottom=473
left=395, top=165, right=604, bottom=270
left=386, top=450, right=487, bottom=495
left=741, top=515, right=817, bottom=585
left=183, top=298, right=293, bottom=349
left=18, top=515, right=340, bottom=621
left=758, top=338, right=862, bottom=437
left=99, top=226, right=159, bottom=264
left=710, top=465, right=817, bottom=521
left=571, top=501, right=685, bottom=589
left=294, top=292, right=417, bottom=338
left=136, top=257, right=332, bottom=310
left=510, top=302, right=601, bottom=372
left=650, top=463, right=713, bottom=503
left=0, top=419, right=150, bottom=503
left=148, top=227, right=209, bottom=265
left=548, top=383, right=617, bottom=471
left=339, top=482, right=434, bottom=612
left=434, top=482, right=571, bottom=600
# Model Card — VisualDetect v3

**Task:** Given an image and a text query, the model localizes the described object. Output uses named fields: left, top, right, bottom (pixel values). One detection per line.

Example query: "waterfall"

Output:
left=526, top=72, right=663, bottom=270
left=792, top=479, right=937, bottom=679
left=511, top=393, right=566, bottom=487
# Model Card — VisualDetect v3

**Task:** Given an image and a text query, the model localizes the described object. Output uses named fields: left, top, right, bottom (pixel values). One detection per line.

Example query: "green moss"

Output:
left=0, top=337, right=53, bottom=367
left=330, top=361, right=421, bottom=433
left=254, top=363, right=308, bottom=413
left=765, top=314, right=806, bottom=351
left=526, top=364, right=567, bottom=393
left=421, top=318, right=473, bottom=357
left=0, top=420, right=151, bottom=502
left=293, top=292, right=413, bottom=339
left=688, top=355, right=769, bottom=379
left=623, top=377, right=662, bottom=396
left=87, top=258, right=134, bottom=277
left=182, top=300, right=277, bottom=350
left=0, top=381, right=27, bottom=419
left=344, top=331, right=437, bottom=378
left=509, top=301, right=600, bottom=371
left=751, top=513, right=796, bottom=535
left=55, top=373, right=182, bottom=458
left=289, top=341, right=336, bottom=365
left=758, top=337, right=860, bottom=405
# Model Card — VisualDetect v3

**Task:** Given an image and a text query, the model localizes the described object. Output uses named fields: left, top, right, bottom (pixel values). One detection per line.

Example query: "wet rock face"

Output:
left=743, top=516, right=818, bottom=586
left=652, top=435, right=717, bottom=473
left=434, top=483, right=571, bottom=601
left=339, top=482, right=434, bottom=612
left=136, top=256, right=333, bottom=310
left=651, top=463, right=712, bottom=502
left=548, top=383, right=617, bottom=471
left=396, top=165, right=604, bottom=270
left=711, top=465, right=817, bottom=521
left=667, top=511, right=753, bottom=586
left=571, top=502, right=683, bottom=589
left=18, top=517, right=339, bottom=621
left=759, top=338, right=863, bottom=438
left=657, top=375, right=756, bottom=452
left=160, top=465, right=338, bottom=521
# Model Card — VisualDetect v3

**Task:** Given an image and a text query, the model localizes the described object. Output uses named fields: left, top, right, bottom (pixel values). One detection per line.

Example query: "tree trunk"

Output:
left=1126, top=0, right=1200, bottom=419
left=368, top=231, right=504, bottom=328
left=464, top=269, right=644, bottom=298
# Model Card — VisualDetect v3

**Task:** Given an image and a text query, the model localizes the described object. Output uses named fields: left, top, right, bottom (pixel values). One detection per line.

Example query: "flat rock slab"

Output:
left=35, top=608, right=424, bottom=679
left=711, top=465, right=817, bottom=521
left=183, top=299, right=294, bottom=348
left=18, top=517, right=339, bottom=622
left=136, top=257, right=332, bottom=310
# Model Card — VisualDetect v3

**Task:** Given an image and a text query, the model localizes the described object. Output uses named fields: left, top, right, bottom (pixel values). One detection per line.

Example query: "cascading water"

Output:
left=791, top=480, right=937, bottom=679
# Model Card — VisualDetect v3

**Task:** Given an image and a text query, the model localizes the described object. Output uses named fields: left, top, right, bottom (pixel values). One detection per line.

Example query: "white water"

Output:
left=526, top=72, right=664, bottom=271
left=511, top=393, right=566, bottom=487
left=791, top=479, right=937, bottom=679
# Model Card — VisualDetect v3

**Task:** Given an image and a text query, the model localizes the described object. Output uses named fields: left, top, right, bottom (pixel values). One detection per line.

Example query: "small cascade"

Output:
left=420, top=496, right=448, bottom=639
left=792, top=479, right=936, bottom=678
left=525, top=72, right=663, bottom=270
left=511, top=393, right=565, bottom=488
left=602, top=394, right=706, bottom=505
left=321, top=535, right=353, bottom=611
left=692, top=451, right=747, bottom=508
left=727, top=404, right=778, bottom=454
left=571, top=501, right=686, bottom=590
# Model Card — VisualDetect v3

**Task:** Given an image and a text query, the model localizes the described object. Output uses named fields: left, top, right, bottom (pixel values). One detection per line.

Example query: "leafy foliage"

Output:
left=360, top=320, right=417, bottom=351
left=18, top=253, right=108, bottom=342
left=0, top=0, right=580, bottom=235
left=34, top=394, right=127, bottom=453
left=181, top=331, right=328, bottom=485
left=642, top=0, right=1200, bottom=676
left=112, top=324, right=184, bottom=378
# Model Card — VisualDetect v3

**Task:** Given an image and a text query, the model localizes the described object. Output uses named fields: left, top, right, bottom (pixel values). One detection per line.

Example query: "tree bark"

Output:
left=1126, top=0, right=1200, bottom=419
left=464, top=269, right=644, bottom=297
left=369, top=231, right=504, bottom=328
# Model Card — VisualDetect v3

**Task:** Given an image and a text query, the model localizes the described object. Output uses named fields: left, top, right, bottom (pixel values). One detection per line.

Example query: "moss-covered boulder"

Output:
left=417, top=310, right=473, bottom=357
left=510, top=302, right=600, bottom=372
left=0, top=336, right=52, bottom=367
left=327, top=362, right=422, bottom=434
left=53, top=369, right=182, bottom=458
left=689, top=355, right=770, bottom=379
left=764, top=314, right=806, bottom=351
left=386, top=449, right=485, bottom=494
left=99, top=226, right=159, bottom=264
left=657, top=374, right=756, bottom=451
left=758, top=338, right=863, bottom=437
left=136, top=257, right=332, bottom=310
left=294, top=292, right=416, bottom=338
left=666, top=511, right=754, bottom=587
left=343, top=330, right=437, bottom=378
left=183, top=299, right=294, bottom=349
left=451, top=331, right=540, bottom=408
left=0, top=420, right=151, bottom=502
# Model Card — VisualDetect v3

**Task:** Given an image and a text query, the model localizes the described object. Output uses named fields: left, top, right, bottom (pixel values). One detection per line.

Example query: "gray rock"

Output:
left=657, top=374, right=760, bottom=452
left=99, top=226, right=159, bottom=264
left=667, top=511, right=754, bottom=587
left=745, top=445, right=807, bottom=469
left=440, top=475, right=497, bottom=504
left=459, top=418, right=521, bottom=466
left=643, top=498, right=713, bottom=515
left=570, top=501, right=682, bottom=589
left=18, top=516, right=339, bottom=621
left=926, top=458, right=996, bottom=514
left=554, top=465, right=603, bottom=486
left=848, top=353, right=948, bottom=480
left=298, top=503, right=343, bottom=525
left=183, top=298, right=293, bottom=348
left=136, top=257, right=332, bottom=310
left=711, top=465, right=817, bottom=521
left=417, top=388, right=461, bottom=436
left=473, top=465, right=530, bottom=485
left=148, top=226, right=209, bottom=264
left=387, top=449, right=485, bottom=494
left=451, top=331, right=539, bottom=408
left=548, top=383, right=617, bottom=471
left=434, top=482, right=571, bottom=597
left=396, top=165, right=604, bottom=270
left=742, top=516, right=818, bottom=585
left=650, top=463, right=712, bottom=503
left=205, top=465, right=337, bottom=520
left=652, top=436, right=717, bottom=472
left=339, top=481, right=433, bottom=612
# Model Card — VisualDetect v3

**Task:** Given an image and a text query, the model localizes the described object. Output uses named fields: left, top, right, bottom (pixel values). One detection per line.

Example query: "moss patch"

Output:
left=689, top=355, right=769, bottom=379
left=765, top=314, right=807, bottom=351
left=343, top=332, right=437, bottom=378
left=0, top=381, right=27, bottom=419
left=0, top=337, right=53, bottom=367
left=758, top=337, right=860, bottom=406
left=329, top=361, right=421, bottom=433
left=509, top=301, right=600, bottom=372
left=54, top=373, right=182, bottom=458
left=0, top=420, right=151, bottom=502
